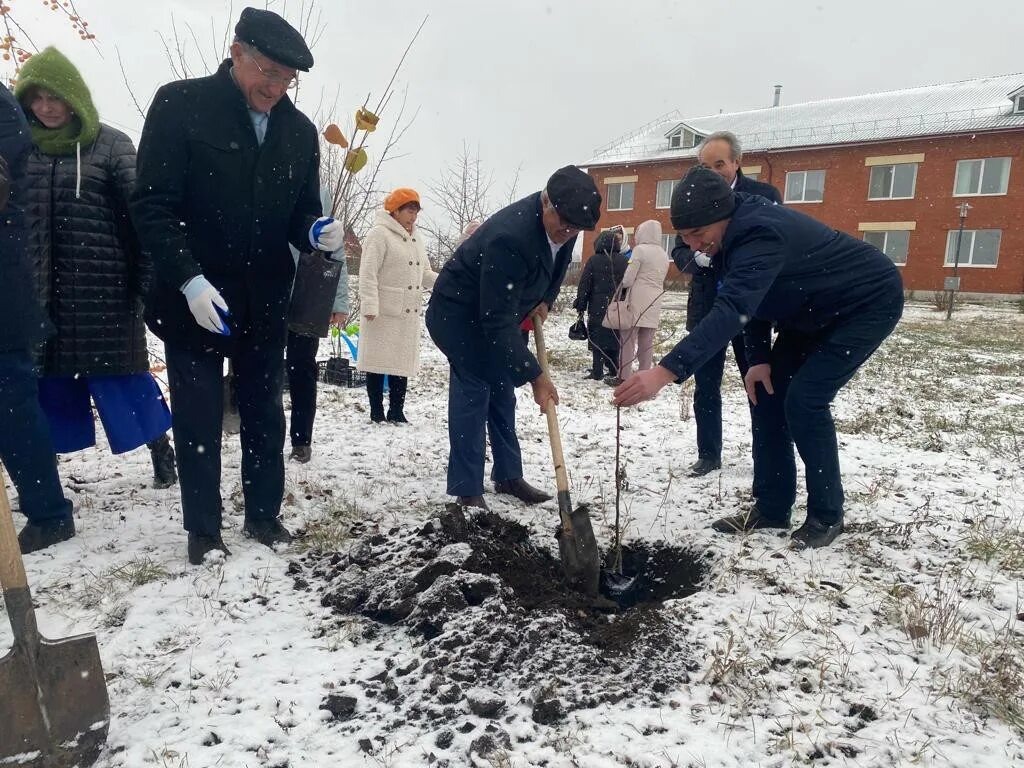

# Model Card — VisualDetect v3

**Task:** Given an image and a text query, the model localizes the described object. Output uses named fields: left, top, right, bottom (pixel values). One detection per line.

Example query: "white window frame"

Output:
left=655, top=179, right=677, bottom=209
left=667, top=128, right=702, bottom=150
left=1015, top=95, right=1024, bottom=114
left=606, top=181, right=635, bottom=211
left=953, top=157, right=1011, bottom=197
left=784, top=170, right=826, bottom=203
left=661, top=233, right=676, bottom=253
left=867, top=163, right=918, bottom=200
left=944, top=229, right=1001, bottom=268
left=863, top=230, right=910, bottom=265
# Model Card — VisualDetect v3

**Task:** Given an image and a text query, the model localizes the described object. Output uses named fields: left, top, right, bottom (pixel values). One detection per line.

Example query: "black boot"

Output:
left=584, top=349, right=603, bottom=380
left=18, top=517, right=76, bottom=554
left=790, top=518, right=844, bottom=550
left=387, top=376, right=409, bottom=424
left=187, top=532, right=232, bottom=565
left=243, top=517, right=294, bottom=547
left=148, top=434, right=178, bottom=489
left=711, top=505, right=791, bottom=534
left=688, top=457, right=722, bottom=477
left=366, top=373, right=386, bottom=423
left=494, top=478, right=553, bottom=505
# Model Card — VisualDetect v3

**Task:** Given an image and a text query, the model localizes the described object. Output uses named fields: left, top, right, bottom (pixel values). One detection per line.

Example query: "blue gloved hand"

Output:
left=181, top=275, right=231, bottom=336
left=309, top=216, right=345, bottom=252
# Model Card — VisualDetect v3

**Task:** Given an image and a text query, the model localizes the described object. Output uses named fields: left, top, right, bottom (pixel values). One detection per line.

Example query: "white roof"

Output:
left=585, top=73, right=1024, bottom=166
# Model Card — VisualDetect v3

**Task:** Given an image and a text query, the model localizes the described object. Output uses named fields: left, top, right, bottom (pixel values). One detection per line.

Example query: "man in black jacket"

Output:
left=671, top=131, right=783, bottom=477
left=132, top=8, right=334, bottom=564
left=615, top=167, right=903, bottom=549
left=426, top=166, right=601, bottom=509
left=0, top=84, right=74, bottom=552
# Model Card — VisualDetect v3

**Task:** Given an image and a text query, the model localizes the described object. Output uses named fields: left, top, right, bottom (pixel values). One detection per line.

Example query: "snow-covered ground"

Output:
left=3, top=298, right=1023, bottom=767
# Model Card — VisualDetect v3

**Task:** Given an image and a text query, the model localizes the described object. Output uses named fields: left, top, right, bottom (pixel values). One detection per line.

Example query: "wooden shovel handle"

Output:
left=0, top=466, right=29, bottom=591
left=532, top=316, right=570, bottom=496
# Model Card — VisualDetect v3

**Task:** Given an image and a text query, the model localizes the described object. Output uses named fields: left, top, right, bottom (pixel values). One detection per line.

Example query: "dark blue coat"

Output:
left=426, top=192, right=575, bottom=386
left=660, top=193, right=903, bottom=380
left=131, top=60, right=322, bottom=354
left=0, top=85, right=51, bottom=351
left=671, top=171, right=783, bottom=331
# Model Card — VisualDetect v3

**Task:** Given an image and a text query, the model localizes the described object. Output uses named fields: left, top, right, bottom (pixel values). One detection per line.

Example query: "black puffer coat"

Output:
left=573, top=231, right=628, bottom=350
left=23, top=124, right=149, bottom=375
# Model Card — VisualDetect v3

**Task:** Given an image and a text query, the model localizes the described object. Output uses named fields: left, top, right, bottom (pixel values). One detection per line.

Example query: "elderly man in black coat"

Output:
left=671, top=131, right=784, bottom=478
left=0, top=84, right=74, bottom=552
left=426, top=166, right=601, bottom=510
left=132, top=8, right=337, bottom=564
left=615, top=166, right=903, bottom=550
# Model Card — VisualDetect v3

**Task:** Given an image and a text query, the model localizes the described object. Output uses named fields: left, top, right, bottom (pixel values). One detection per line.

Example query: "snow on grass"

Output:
left=2, top=298, right=1023, bottom=767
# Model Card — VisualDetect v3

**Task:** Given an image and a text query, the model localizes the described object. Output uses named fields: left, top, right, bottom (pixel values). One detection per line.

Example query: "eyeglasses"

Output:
left=245, top=51, right=299, bottom=90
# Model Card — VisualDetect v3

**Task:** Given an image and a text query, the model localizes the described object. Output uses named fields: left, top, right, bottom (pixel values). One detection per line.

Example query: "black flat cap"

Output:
left=670, top=166, right=737, bottom=230
left=235, top=7, right=314, bottom=71
left=547, top=165, right=602, bottom=230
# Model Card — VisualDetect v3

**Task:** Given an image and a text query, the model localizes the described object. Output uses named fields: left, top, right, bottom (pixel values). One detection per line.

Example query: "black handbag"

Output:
left=288, top=251, right=344, bottom=338
left=568, top=317, right=588, bottom=341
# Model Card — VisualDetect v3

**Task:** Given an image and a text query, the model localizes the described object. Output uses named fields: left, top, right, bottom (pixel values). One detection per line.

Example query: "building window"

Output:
left=784, top=170, right=826, bottom=203
left=1014, top=95, right=1024, bottom=114
left=606, top=182, right=635, bottom=211
left=744, top=171, right=760, bottom=181
left=655, top=179, right=677, bottom=209
left=863, top=230, right=910, bottom=265
left=954, top=158, right=1011, bottom=196
left=668, top=128, right=702, bottom=149
left=945, top=229, right=1001, bottom=267
left=868, top=163, right=918, bottom=200
left=661, top=233, right=677, bottom=253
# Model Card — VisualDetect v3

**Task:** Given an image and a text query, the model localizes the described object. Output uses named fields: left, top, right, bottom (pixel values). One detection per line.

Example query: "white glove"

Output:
left=310, top=216, right=345, bottom=252
left=694, top=250, right=712, bottom=268
left=181, top=275, right=231, bottom=335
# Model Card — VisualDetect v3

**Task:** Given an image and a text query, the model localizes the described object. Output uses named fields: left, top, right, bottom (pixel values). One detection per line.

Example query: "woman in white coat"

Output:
left=357, top=188, right=437, bottom=422
left=618, top=219, right=670, bottom=380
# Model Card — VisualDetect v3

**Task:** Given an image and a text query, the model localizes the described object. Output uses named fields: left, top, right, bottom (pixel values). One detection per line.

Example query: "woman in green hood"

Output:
left=14, top=47, right=177, bottom=520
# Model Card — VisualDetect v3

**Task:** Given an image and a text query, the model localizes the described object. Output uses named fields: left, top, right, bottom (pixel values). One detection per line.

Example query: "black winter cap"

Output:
left=670, top=166, right=737, bottom=230
left=235, top=7, right=314, bottom=71
left=546, top=165, right=602, bottom=231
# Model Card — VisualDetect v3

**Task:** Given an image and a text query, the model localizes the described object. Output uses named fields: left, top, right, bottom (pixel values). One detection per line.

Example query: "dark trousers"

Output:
left=693, top=334, right=749, bottom=461
left=0, top=349, right=72, bottom=524
left=165, top=342, right=286, bottom=536
left=751, top=292, right=903, bottom=524
left=591, top=342, right=618, bottom=378
left=446, top=364, right=523, bottom=496
left=286, top=330, right=319, bottom=447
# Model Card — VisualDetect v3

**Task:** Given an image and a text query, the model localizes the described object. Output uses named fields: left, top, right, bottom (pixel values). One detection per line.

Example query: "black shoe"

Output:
left=386, top=409, right=409, bottom=424
left=603, top=376, right=623, bottom=387
left=583, top=371, right=603, bottom=381
left=149, top=434, right=178, bottom=489
left=243, top=517, right=293, bottom=547
left=290, top=445, right=312, bottom=464
left=456, top=495, right=489, bottom=510
left=18, top=518, right=75, bottom=554
left=188, top=532, right=232, bottom=565
left=494, top=478, right=553, bottom=505
left=711, top=507, right=791, bottom=534
left=688, top=457, right=721, bottom=477
left=370, top=409, right=386, bottom=423
left=790, top=518, right=844, bottom=550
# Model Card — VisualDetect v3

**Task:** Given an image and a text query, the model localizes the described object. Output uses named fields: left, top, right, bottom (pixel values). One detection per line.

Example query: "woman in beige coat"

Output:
left=357, top=188, right=437, bottom=422
left=618, top=219, right=670, bottom=380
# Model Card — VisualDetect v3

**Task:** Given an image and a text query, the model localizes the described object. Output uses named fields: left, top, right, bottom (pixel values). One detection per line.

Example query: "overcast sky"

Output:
left=13, top=0, right=1023, bottom=209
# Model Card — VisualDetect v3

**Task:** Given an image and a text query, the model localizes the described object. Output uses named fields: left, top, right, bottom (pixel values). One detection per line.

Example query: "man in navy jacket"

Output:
left=427, top=166, right=601, bottom=509
left=670, top=131, right=783, bottom=478
left=615, top=166, right=903, bottom=549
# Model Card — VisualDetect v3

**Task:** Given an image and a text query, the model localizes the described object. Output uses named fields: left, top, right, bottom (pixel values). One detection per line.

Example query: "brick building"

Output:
left=581, top=74, right=1024, bottom=297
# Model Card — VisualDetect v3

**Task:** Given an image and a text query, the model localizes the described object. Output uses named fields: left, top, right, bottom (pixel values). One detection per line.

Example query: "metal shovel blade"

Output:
left=0, top=622, right=109, bottom=768
left=555, top=497, right=601, bottom=597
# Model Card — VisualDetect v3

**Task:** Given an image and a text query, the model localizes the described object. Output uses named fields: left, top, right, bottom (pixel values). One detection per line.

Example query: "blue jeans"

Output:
left=751, top=289, right=903, bottom=523
left=0, top=349, right=72, bottom=524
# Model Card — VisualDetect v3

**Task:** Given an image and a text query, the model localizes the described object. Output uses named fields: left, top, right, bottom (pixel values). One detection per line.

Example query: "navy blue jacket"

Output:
left=671, top=171, right=783, bottom=331
left=426, top=192, right=575, bottom=386
left=0, top=85, right=51, bottom=351
left=660, top=193, right=902, bottom=380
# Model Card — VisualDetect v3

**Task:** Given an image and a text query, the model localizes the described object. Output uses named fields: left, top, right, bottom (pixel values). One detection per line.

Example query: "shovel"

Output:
left=0, top=467, right=109, bottom=768
left=532, top=316, right=601, bottom=596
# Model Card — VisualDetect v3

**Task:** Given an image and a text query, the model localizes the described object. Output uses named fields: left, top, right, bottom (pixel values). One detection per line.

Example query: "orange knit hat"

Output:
left=384, top=188, right=421, bottom=213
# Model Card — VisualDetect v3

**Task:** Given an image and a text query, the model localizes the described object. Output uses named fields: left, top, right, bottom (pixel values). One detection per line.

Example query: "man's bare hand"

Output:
left=531, top=372, right=558, bottom=412
left=612, top=365, right=677, bottom=407
left=744, top=363, right=774, bottom=406
left=531, top=303, right=549, bottom=324
left=330, top=312, right=349, bottom=326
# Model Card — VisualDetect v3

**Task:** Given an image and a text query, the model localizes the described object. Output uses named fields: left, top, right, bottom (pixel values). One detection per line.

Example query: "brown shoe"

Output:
left=494, top=478, right=552, bottom=505
left=456, top=495, right=489, bottom=510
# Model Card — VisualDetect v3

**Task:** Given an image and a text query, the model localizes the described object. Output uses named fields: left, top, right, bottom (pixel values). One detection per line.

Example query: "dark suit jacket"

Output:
left=426, top=192, right=575, bottom=386
left=131, top=60, right=322, bottom=353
